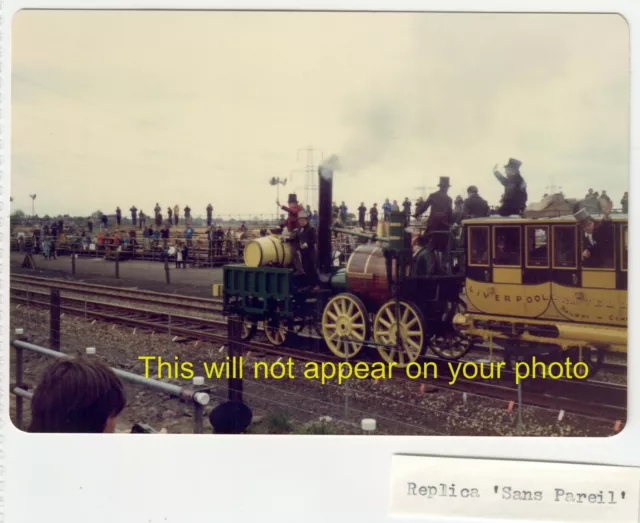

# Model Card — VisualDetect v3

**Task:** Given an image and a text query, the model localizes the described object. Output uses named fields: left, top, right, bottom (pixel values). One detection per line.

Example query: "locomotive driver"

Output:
left=295, top=211, right=319, bottom=289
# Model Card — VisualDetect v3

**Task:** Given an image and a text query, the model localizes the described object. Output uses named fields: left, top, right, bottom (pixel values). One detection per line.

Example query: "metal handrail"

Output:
left=11, top=339, right=211, bottom=433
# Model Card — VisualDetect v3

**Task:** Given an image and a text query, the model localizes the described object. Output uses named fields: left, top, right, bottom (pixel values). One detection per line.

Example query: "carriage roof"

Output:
left=461, top=213, right=628, bottom=226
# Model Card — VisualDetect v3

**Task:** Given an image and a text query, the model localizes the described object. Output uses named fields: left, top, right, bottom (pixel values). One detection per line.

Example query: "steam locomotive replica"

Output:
left=219, top=166, right=628, bottom=376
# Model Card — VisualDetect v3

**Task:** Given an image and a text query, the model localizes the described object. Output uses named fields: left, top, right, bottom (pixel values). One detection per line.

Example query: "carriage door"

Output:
left=523, top=225, right=550, bottom=284
left=466, top=225, right=491, bottom=284
left=492, top=226, right=522, bottom=285
left=551, top=224, right=579, bottom=287
left=580, top=219, right=616, bottom=291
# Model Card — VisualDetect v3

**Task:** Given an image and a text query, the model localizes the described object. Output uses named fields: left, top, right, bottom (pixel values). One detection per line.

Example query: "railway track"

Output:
left=11, top=274, right=627, bottom=376
left=10, top=275, right=627, bottom=424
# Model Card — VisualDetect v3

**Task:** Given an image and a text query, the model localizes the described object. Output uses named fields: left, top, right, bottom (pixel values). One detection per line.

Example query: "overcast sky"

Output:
left=11, top=10, right=629, bottom=219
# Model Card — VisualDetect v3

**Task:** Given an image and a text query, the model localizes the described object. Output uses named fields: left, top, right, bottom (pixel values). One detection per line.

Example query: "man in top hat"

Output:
left=493, top=158, right=528, bottom=216
left=209, top=401, right=253, bottom=434
left=277, top=193, right=302, bottom=233
left=574, top=203, right=613, bottom=268
left=115, top=206, right=122, bottom=226
left=415, top=177, right=453, bottom=270
left=130, top=206, right=137, bottom=227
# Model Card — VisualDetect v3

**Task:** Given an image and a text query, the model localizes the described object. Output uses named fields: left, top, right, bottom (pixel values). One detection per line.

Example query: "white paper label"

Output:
left=390, top=455, right=640, bottom=522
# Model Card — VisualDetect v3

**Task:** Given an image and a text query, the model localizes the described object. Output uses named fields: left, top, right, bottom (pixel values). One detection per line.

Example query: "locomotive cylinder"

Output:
left=243, top=235, right=293, bottom=268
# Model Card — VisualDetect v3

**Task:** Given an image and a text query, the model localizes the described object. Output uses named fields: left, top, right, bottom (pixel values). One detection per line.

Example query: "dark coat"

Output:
left=369, top=207, right=378, bottom=221
left=296, top=223, right=318, bottom=284
left=494, top=172, right=527, bottom=216
left=358, top=205, right=366, bottom=218
left=462, top=194, right=490, bottom=219
left=416, top=190, right=453, bottom=251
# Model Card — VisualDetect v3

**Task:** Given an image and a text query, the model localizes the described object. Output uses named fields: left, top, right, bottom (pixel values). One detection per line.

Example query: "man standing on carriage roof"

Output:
left=414, top=177, right=453, bottom=262
left=130, top=206, right=137, bottom=227
left=462, top=185, right=490, bottom=220
left=115, top=207, right=121, bottom=226
left=493, top=158, right=528, bottom=216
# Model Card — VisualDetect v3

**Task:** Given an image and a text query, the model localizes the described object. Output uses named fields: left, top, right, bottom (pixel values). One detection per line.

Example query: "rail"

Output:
left=10, top=338, right=211, bottom=433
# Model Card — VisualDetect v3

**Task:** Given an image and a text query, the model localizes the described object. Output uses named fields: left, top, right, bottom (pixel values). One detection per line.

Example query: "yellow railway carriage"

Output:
left=456, top=213, right=628, bottom=373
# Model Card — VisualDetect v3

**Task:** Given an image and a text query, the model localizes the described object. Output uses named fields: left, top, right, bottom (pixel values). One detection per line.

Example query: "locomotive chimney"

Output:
left=317, top=165, right=334, bottom=276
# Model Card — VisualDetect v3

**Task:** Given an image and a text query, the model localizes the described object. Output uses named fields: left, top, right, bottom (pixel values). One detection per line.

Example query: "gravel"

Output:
left=9, top=302, right=622, bottom=437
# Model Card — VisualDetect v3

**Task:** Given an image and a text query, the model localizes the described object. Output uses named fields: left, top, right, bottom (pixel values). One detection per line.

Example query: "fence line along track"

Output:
left=11, top=274, right=224, bottom=313
left=10, top=283, right=626, bottom=423
left=10, top=274, right=627, bottom=376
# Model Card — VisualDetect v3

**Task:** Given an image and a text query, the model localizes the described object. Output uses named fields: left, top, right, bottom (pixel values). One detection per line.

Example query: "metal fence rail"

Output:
left=10, top=338, right=211, bottom=433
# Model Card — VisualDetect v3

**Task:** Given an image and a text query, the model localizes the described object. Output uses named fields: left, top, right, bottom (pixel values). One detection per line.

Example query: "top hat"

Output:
left=438, top=176, right=451, bottom=188
left=573, top=208, right=592, bottom=224
left=288, top=193, right=297, bottom=203
left=209, top=401, right=253, bottom=434
left=504, top=158, right=522, bottom=170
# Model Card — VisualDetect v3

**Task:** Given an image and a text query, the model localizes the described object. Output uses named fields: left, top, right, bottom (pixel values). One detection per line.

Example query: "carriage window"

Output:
left=468, top=227, right=489, bottom=266
left=622, top=225, right=628, bottom=271
left=526, top=226, right=549, bottom=267
left=580, top=218, right=615, bottom=269
left=553, top=225, right=577, bottom=268
left=493, top=227, right=521, bottom=266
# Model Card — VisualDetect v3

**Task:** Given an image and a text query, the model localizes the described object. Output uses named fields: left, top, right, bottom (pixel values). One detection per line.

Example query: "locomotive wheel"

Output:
left=321, top=293, right=370, bottom=359
left=240, top=318, right=258, bottom=342
left=565, top=346, right=605, bottom=378
left=264, top=319, right=288, bottom=346
left=374, top=300, right=425, bottom=368
left=428, top=300, right=473, bottom=360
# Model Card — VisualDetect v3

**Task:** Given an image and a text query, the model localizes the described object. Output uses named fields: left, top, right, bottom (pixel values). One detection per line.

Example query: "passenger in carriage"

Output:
left=494, top=235, right=519, bottom=266
left=575, top=205, right=614, bottom=268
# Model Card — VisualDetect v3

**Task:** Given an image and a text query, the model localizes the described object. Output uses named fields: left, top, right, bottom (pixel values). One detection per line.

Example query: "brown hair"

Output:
left=28, top=359, right=126, bottom=433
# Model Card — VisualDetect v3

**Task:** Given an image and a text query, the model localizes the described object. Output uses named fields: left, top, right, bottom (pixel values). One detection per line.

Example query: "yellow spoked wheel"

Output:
left=374, top=300, right=425, bottom=368
left=321, top=293, right=370, bottom=359
left=264, top=319, right=288, bottom=346
left=240, top=318, right=258, bottom=342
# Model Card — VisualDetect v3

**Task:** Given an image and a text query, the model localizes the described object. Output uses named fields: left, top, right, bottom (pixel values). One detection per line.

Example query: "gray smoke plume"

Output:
left=322, top=98, right=399, bottom=176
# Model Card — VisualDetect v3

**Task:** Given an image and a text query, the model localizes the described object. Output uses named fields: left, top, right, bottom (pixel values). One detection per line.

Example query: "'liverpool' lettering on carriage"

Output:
left=468, top=286, right=550, bottom=304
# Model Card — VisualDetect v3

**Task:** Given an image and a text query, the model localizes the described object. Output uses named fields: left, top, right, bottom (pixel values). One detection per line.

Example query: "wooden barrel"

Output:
left=243, top=236, right=293, bottom=268
left=345, top=244, right=390, bottom=307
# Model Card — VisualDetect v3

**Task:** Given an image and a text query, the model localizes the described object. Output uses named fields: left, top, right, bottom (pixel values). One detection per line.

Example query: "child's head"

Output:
left=28, top=359, right=126, bottom=433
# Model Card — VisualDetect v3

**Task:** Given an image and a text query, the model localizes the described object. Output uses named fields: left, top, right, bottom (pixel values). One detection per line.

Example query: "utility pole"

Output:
left=297, top=146, right=323, bottom=209
left=414, top=176, right=429, bottom=200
